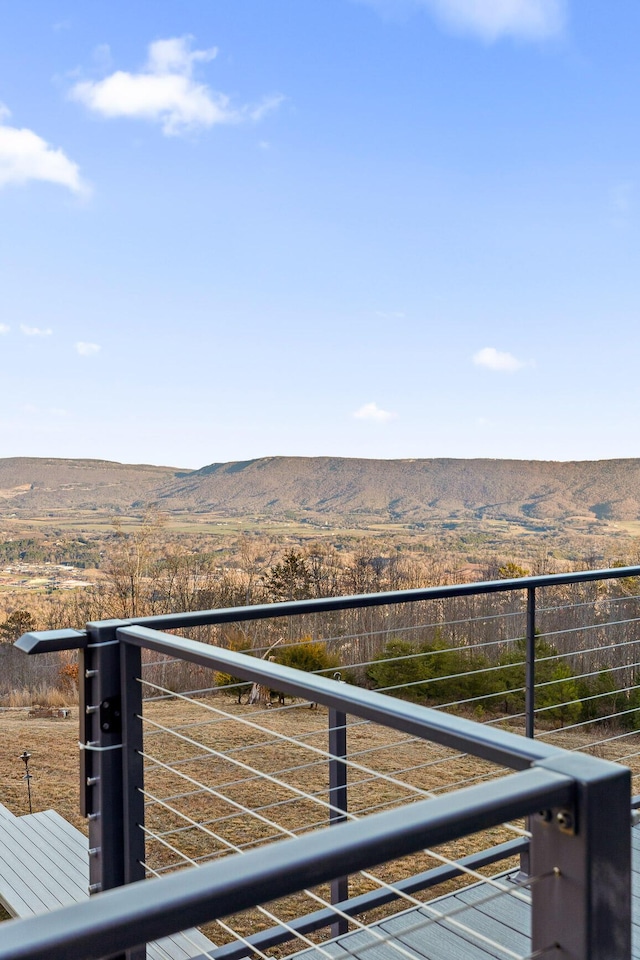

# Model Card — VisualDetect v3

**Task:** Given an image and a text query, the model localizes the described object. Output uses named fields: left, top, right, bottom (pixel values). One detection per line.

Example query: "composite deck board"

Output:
left=12, top=812, right=89, bottom=892
left=451, top=883, right=531, bottom=934
left=0, top=848, right=51, bottom=918
left=293, top=827, right=640, bottom=960
left=407, top=900, right=530, bottom=956
left=2, top=811, right=639, bottom=959
left=0, top=809, right=216, bottom=959
left=149, top=927, right=217, bottom=960
left=294, top=923, right=500, bottom=960
left=32, top=809, right=89, bottom=857
left=0, top=817, right=85, bottom=913
left=375, top=908, right=510, bottom=960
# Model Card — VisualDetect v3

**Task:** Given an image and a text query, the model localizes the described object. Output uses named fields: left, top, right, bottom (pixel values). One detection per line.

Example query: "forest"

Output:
left=1, top=512, right=639, bottom=737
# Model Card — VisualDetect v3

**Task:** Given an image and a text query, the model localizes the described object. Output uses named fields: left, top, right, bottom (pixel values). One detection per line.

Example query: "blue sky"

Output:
left=0, top=0, right=638, bottom=468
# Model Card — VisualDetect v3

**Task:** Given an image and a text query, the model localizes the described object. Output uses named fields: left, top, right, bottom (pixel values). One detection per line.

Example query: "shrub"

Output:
left=58, top=658, right=79, bottom=690
left=366, top=636, right=494, bottom=707
left=497, top=636, right=582, bottom=726
left=271, top=636, right=341, bottom=703
left=367, top=632, right=583, bottom=726
left=275, top=636, right=340, bottom=675
left=214, top=635, right=254, bottom=703
left=365, top=640, right=429, bottom=700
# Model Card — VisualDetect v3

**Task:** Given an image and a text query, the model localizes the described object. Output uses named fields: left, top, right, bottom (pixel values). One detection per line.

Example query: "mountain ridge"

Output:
left=1, top=455, right=640, bottom=526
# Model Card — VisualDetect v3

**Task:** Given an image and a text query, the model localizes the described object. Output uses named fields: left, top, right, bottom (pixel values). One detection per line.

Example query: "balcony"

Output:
left=1, top=566, right=640, bottom=960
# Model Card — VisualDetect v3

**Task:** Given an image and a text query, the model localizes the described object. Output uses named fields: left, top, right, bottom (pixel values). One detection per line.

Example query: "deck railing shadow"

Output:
left=4, top=566, right=640, bottom=960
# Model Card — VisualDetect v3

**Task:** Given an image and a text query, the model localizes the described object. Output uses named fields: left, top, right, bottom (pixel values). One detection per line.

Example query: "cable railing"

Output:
left=5, top=565, right=640, bottom=960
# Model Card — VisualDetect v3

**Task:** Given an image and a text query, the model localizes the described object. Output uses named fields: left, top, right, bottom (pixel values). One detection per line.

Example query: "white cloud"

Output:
left=75, top=341, right=101, bottom=356
left=0, top=104, right=87, bottom=194
left=473, top=346, right=526, bottom=372
left=20, top=324, right=53, bottom=337
left=70, top=36, right=281, bottom=137
left=353, top=401, right=397, bottom=422
left=248, top=95, right=284, bottom=122
left=0, top=324, right=9, bottom=334
left=356, top=0, right=565, bottom=41
left=428, top=0, right=565, bottom=40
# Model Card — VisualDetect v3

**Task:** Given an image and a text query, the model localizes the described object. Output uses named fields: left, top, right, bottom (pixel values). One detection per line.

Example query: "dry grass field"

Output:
left=0, top=707, right=83, bottom=923
left=0, top=696, right=520, bottom=946
left=2, top=694, right=639, bottom=950
left=0, top=708, right=82, bottom=828
left=137, top=696, right=524, bottom=949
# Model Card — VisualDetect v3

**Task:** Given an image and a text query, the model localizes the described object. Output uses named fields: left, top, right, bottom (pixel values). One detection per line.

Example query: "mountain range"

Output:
left=1, top=456, right=640, bottom=527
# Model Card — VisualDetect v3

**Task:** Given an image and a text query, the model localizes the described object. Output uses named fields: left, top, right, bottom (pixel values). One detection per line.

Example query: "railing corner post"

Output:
left=82, top=622, right=146, bottom=960
left=82, top=622, right=125, bottom=895
left=531, top=753, right=631, bottom=960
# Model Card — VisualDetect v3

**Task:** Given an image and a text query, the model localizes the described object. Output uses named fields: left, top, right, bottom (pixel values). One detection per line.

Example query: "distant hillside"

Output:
left=155, top=457, right=640, bottom=524
left=0, top=458, right=180, bottom=514
left=2, top=455, right=640, bottom=528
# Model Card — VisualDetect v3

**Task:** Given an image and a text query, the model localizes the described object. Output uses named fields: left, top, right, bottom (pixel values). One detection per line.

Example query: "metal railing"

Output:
left=4, top=565, right=640, bottom=960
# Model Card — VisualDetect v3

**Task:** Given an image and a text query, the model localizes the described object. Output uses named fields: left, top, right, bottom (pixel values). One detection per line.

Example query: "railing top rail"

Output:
left=15, top=565, right=640, bottom=654
left=119, top=623, right=562, bottom=769
left=0, top=766, right=574, bottom=960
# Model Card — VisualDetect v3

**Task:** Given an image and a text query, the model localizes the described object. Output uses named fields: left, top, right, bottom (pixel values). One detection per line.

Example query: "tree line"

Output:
left=2, top=518, right=640, bottom=738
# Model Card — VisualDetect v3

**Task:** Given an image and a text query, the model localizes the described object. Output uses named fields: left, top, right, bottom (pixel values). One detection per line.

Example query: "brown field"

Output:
left=0, top=708, right=82, bottom=828
left=0, top=697, right=515, bottom=940
left=2, top=695, right=639, bottom=948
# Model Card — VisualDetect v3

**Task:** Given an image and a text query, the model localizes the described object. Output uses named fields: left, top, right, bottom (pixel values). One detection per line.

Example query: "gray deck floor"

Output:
left=293, top=826, right=640, bottom=960
left=0, top=802, right=16, bottom=821
left=0, top=806, right=215, bottom=960
left=1, top=808, right=638, bottom=960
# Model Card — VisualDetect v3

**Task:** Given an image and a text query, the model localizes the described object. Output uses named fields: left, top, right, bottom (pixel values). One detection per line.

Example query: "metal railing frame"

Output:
left=10, top=565, right=640, bottom=960
left=2, top=750, right=628, bottom=960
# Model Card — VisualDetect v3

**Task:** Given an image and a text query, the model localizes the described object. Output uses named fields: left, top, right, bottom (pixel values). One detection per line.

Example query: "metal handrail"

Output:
left=10, top=565, right=638, bottom=960
left=0, top=766, right=580, bottom=960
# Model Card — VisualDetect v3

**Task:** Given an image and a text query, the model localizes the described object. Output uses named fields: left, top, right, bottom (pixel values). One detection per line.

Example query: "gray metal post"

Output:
left=518, top=586, right=536, bottom=880
left=531, top=753, right=631, bottom=960
left=83, top=624, right=147, bottom=960
left=81, top=623, right=128, bottom=960
left=525, top=586, right=536, bottom=740
left=329, top=707, right=348, bottom=937
left=120, top=639, right=146, bottom=960
left=120, top=640, right=145, bottom=886
left=82, top=623, right=125, bottom=895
